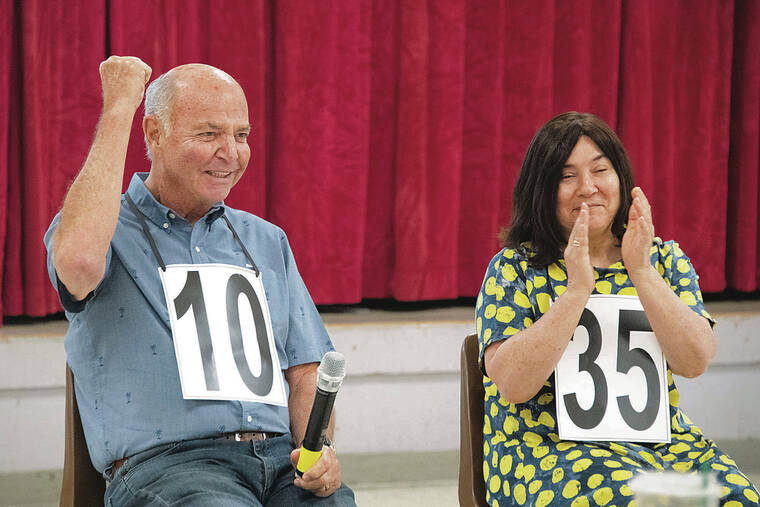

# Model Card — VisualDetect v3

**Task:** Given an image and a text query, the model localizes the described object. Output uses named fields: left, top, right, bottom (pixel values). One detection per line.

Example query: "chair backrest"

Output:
left=458, top=333, right=488, bottom=507
left=60, top=365, right=105, bottom=507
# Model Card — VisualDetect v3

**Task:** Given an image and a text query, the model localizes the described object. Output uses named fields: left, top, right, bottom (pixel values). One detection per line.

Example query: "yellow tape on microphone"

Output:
left=296, top=447, right=322, bottom=475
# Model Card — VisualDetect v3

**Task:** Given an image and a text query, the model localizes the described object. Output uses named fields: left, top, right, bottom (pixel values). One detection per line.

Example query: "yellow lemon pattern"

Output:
left=477, top=241, right=757, bottom=506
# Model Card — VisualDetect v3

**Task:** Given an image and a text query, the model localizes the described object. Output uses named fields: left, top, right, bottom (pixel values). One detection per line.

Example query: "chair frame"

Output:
left=60, top=365, right=105, bottom=507
left=459, top=333, right=488, bottom=506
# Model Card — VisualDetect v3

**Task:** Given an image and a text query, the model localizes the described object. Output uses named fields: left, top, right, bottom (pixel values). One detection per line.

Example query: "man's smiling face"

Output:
left=149, top=67, right=251, bottom=222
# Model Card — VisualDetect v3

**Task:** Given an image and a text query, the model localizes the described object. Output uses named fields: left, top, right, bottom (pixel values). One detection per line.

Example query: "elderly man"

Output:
left=44, top=56, right=356, bottom=506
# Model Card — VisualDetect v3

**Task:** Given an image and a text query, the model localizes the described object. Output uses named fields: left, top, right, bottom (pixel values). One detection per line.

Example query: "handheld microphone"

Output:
left=296, top=351, right=346, bottom=476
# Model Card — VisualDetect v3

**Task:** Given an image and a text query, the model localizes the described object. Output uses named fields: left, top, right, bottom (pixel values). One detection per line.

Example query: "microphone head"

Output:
left=317, top=351, right=346, bottom=392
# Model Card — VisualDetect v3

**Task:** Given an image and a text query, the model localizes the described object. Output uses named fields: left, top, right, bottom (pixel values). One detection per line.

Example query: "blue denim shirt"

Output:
left=44, top=173, right=333, bottom=473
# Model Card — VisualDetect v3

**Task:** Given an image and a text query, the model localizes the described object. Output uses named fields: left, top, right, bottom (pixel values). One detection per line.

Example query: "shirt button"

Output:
left=195, top=246, right=201, bottom=253
left=162, top=223, right=169, bottom=229
left=168, top=213, right=175, bottom=219
left=247, top=415, right=252, bottom=423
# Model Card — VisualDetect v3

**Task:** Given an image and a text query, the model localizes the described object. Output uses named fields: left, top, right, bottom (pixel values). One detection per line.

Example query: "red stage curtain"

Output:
left=1, top=0, right=759, bottom=321
left=727, top=0, right=760, bottom=292
left=617, top=0, right=734, bottom=292
left=2, top=0, right=106, bottom=317
left=1, top=0, right=11, bottom=319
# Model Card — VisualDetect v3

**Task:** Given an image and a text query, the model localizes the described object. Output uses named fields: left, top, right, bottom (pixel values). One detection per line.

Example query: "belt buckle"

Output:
left=235, top=431, right=265, bottom=441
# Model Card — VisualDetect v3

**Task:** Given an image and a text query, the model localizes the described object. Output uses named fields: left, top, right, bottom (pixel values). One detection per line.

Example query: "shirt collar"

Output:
left=125, top=173, right=227, bottom=227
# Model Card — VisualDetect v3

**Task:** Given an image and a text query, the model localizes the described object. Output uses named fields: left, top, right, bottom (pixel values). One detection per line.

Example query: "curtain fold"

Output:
left=2, top=0, right=106, bottom=317
left=617, top=0, right=734, bottom=293
left=391, top=0, right=466, bottom=301
left=726, top=0, right=760, bottom=292
left=268, top=0, right=371, bottom=304
left=2, top=0, right=759, bottom=320
left=0, top=0, right=12, bottom=319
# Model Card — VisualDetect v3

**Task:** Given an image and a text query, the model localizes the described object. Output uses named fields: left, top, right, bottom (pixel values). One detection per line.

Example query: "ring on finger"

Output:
left=572, top=239, right=581, bottom=247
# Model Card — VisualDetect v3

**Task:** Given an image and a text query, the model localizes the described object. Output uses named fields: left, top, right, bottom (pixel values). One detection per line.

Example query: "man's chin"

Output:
left=201, top=179, right=236, bottom=198
left=205, top=191, right=231, bottom=206
left=190, top=186, right=229, bottom=207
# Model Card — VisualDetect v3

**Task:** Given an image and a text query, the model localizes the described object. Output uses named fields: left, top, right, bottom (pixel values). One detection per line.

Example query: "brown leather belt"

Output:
left=110, top=431, right=282, bottom=475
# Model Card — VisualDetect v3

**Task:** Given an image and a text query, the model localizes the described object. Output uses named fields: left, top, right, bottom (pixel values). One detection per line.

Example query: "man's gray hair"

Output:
left=143, top=71, right=174, bottom=160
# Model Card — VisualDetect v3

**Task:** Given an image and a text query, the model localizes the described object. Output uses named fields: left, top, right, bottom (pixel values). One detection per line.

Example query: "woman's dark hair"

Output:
left=501, top=111, right=634, bottom=268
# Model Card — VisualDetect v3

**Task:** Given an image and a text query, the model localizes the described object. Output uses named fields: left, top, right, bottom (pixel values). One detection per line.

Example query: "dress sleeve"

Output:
left=656, top=240, right=715, bottom=326
left=476, top=248, right=536, bottom=375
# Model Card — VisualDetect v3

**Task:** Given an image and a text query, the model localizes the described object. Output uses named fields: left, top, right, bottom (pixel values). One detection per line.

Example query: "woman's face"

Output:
left=556, top=135, right=621, bottom=241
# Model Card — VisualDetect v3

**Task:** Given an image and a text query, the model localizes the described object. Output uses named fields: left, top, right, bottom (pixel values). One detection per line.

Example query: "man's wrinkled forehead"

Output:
left=168, top=67, right=249, bottom=119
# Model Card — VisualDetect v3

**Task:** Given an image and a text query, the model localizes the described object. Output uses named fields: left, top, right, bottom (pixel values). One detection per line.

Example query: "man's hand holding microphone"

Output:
left=290, top=351, right=346, bottom=497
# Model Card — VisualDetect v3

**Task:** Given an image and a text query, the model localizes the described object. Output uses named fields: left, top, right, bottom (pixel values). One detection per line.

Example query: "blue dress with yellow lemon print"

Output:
left=475, top=239, right=759, bottom=506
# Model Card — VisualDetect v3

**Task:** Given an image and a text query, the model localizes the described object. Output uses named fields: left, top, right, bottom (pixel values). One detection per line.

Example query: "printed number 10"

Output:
left=563, top=309, right=660, bottom=431
left=173, top=270, right=274, bottom=396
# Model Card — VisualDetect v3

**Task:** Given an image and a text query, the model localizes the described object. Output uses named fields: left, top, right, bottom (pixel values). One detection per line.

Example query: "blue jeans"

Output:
left=104, top=434, right=356, bottom=506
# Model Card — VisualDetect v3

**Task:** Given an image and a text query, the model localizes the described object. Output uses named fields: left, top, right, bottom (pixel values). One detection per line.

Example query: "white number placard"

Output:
left=554, top=295, right=670, bottom=443
left=160, top=264, right=287, bottom=406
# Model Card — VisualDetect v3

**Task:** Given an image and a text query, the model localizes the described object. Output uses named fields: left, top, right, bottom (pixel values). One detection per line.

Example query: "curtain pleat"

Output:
left=727, top=0, right=760, bottom=292
left=392, top=0, right=466, bottom=300
left=617, top=0, right=733, bottom=292
left=1, top=0, right=759, bottom=320
left=268, top=0, right=371, bottom=304
left=2, top=0, right=105, bottom=317
left=0, top=0, right=12, bottom=319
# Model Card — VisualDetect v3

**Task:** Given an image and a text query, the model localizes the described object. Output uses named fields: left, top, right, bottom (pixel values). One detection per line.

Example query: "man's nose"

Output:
left=217, top=135, right=238, bottom=161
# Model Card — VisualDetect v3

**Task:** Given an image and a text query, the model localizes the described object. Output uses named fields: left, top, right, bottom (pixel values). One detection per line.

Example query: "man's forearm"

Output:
left=53, top=56, right=151, bottom=300
left=287, top=363, right=336, bottom=445
left=53, top=109, right=134, bottom=299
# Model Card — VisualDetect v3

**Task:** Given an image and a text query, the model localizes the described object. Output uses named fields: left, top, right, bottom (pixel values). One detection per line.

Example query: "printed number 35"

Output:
left=564, top=309, right=660, bottom=431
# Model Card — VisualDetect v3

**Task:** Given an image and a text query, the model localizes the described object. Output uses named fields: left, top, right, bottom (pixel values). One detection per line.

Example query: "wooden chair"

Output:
left=459, top=333, right=488, bottom=507
left=60, top=365, right=105, bottom=507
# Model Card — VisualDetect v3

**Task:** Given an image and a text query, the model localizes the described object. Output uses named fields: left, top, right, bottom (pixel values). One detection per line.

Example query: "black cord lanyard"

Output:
left=124, top=194, right=260, bottom=276
left=221, top=214, right=260, bottom=276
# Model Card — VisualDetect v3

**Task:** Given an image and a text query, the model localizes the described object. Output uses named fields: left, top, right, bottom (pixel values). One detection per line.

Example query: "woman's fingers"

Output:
left=569, top=203, right=589, bottom=248
left=632, top=187, right=654, bottom=234
left=565, top=203, right=594, bottom=296
left=628, top=194, right=639, bottom=220
left=622, top=210, right=653, bottom=273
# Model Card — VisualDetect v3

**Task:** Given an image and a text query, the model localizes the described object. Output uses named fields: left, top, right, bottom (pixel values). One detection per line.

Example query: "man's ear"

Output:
left=143, top=115, right=164, bottom=153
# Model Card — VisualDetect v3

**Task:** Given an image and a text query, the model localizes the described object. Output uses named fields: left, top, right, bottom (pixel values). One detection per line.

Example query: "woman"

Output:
left=476, top=112, right=759, bottom=506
